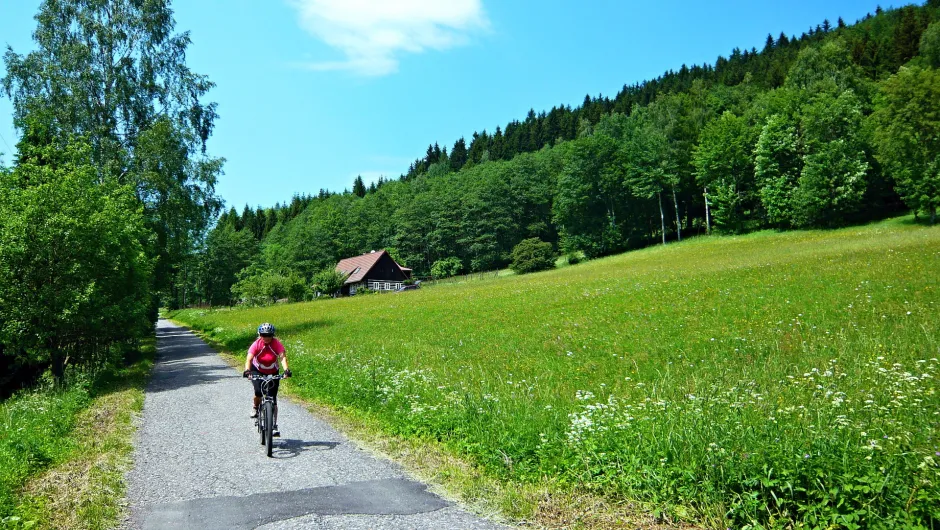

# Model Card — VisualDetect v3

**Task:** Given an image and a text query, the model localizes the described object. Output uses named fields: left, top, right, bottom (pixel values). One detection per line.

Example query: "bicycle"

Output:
left=247, top=373, right=288, bottom=457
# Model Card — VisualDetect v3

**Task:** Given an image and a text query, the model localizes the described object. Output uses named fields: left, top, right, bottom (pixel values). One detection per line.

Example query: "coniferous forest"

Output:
left=190, top=1, right=940, bottom=308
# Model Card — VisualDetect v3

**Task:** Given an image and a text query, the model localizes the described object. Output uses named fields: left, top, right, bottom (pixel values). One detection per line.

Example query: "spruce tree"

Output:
left=450, top=137, right=468, bottom=171
left=353, top=175, right=366, bottom=198
left=764, top=34, right=776, bottom=52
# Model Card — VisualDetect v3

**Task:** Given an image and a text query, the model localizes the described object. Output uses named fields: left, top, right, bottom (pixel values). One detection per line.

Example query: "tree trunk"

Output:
left=49, top=338, right=66, bottom=385
left=704, top=187, right=711, bottom=235
left=672, top=187, right=682, bottom=242
left=658, top=192, right=666, bottom=245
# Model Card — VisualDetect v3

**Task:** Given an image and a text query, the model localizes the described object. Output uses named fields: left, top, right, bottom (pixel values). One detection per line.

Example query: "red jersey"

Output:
left=248, top=337, right=285, bottom=374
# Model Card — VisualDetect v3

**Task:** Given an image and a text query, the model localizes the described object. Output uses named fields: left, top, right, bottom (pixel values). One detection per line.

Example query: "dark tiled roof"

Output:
left=335, top=250, right=405, bottom=284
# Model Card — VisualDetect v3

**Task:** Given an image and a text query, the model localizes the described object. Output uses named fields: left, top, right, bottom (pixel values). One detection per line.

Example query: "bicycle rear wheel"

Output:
left=263, top=401, right=274, bottom=457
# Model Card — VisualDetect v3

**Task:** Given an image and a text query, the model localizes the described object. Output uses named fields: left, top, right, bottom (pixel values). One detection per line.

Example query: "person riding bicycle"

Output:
left=243, top=323, right=290, bottom=436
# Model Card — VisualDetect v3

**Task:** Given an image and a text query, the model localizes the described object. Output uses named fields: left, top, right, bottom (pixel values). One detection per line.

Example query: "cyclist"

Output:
left=243, top=322, right=291, bottom=436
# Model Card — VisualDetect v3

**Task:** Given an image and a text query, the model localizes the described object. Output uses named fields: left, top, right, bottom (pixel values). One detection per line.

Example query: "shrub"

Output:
left=566, top=252, right=582, bottom=265
left=231, top=270, right=307, bottom=305
left=431, top=257, right=463, bottom=279
left=312, top=269, right=347, bottom=297
left=510, top=238, right=555, bottom=274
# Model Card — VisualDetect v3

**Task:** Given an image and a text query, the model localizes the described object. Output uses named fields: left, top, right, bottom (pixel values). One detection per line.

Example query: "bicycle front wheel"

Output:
left=263, top=401, right=274, bottom=457
left=259, top=403, right=266, bottom=446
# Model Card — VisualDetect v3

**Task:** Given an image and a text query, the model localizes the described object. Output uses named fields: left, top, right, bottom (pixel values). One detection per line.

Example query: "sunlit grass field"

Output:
left=172, top=217, right=939, bottom=528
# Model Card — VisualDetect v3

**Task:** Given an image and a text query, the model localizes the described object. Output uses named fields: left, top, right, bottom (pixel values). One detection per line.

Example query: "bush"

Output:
left=0, top=139, right=153, bottom=383
left=431, top=257, right=463, bottom=279
left=510, top=238, right=556, bottom=274
left=312, top=269, right=347, bottom=297
left=231, top=270, right=307, bottom=305
left=566, top=252, right=582, bottom=265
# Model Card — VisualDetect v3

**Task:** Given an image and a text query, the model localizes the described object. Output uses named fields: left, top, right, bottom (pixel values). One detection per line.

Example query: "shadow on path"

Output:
left=148, top=324, right=235, bottom=393
left=270, top=439, right=341, bottom=459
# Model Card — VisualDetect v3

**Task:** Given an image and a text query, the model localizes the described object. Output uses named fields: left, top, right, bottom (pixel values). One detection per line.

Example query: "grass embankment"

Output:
left=171, top=217, right=939, bottom=529
left=0, top=341, right=154, bottom=529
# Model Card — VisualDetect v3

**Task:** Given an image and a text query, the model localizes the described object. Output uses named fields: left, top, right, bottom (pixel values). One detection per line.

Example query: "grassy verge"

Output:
left=170, top=216, right=940, bottom=528
left=0, top=339, right=155, bottom=529
left=174, top=321, right=683, bottom=528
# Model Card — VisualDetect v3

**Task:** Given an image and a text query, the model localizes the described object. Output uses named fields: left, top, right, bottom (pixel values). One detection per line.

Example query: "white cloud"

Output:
left=290, top=0, right=489, bottom=76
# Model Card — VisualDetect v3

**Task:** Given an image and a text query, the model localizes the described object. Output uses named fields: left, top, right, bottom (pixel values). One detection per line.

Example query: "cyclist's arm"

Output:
left=280, top=352, right=289, bottom=372
left=244, top=349, right=255, bottom=372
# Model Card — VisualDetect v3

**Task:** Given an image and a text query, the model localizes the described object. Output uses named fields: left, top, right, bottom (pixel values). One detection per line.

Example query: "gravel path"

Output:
left=124, top=320, right=505, bottom=529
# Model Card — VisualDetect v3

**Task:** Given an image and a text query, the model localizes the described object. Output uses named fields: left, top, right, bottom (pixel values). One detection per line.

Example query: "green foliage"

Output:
left=755, top=114, right=802, bottom=228
left=921, top=22, right=940, bottom=68
left=553, top=133, right=628, bottom=258
left=171, top=218, right=940, bottom=529
left=693, top=111, right=757, bottom=232
left=0, top=139, right=152, bottom=381
left=231, top=270, right=307, bottom=306
left=1, top=0, right=222, bottom=306
left=312, top=269, right=347, bottom=297
left=565, top=252, right=582, bottom=265
left=509, top=238, right=556, bottom=274
left=785, top=39, right=870, bottom=98
left=792, top=90, right=869, bottom=227
left=872, top=65, right=940, bottom=224
left=431, top=257, right=463, bottom=279
left=201, top=223, right=259, bottom=306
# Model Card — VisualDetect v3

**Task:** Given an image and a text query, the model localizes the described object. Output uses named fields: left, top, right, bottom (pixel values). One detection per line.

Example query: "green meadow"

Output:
left=171, top=217, right=939, bottom=529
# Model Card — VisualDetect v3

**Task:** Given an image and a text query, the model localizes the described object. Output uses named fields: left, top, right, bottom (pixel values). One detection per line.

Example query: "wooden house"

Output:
left=335, top=250, right=411, bottom=296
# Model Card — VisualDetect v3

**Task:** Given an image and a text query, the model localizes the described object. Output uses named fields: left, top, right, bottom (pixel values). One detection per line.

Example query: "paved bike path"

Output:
left=125, top=320, right=504, bottom=529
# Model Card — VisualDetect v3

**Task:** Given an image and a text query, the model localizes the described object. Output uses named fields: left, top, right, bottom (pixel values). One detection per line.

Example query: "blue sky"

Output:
left=1, top=0, right=897, bottom=211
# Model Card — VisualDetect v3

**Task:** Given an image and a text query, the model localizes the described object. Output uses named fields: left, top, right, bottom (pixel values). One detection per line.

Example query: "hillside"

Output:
left=183, top=2, right=940, bottom=309
left=172, top=216, right=940, bottom=528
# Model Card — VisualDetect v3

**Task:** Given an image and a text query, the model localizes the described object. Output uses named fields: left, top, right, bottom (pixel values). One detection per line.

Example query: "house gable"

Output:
left=335, top=250, right=407, bottom=286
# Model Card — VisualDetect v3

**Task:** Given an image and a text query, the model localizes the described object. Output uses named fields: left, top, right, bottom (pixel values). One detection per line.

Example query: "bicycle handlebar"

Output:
left=248, top=374, right=289, bottom=381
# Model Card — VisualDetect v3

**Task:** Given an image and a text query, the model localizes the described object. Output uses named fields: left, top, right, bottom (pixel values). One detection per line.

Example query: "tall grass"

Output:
left=0, top=378, right=89, bottom=518
left=172, top=217, right=940, bottom=528
left=0, top=344, right=154, bottom=529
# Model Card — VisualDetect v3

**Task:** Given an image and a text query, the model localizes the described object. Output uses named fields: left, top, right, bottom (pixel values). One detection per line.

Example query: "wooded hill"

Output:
left=187, top=2, right=940, bottom=307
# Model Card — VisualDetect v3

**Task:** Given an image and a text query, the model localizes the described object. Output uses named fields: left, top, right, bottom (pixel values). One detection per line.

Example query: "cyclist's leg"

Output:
left=250, top=369, right=263, bottom=417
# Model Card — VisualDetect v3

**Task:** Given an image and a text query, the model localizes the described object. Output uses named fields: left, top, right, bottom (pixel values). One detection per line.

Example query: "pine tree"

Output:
left=353, top=175, right=366, bottom=198
left=263, top=208, right=277, bottom=237
left=254, top=206, right=265, bottom=239
left=450, top=137, right=468, bottom=171
left=226, top=206, right=240, bottom=230
left=893, top=6, right=927, bottom=67
left=492, top=127, right=505, bottom=160
left=764, top=34, right=776, bottom=53
left=241, top=205, right=256, bottom=236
